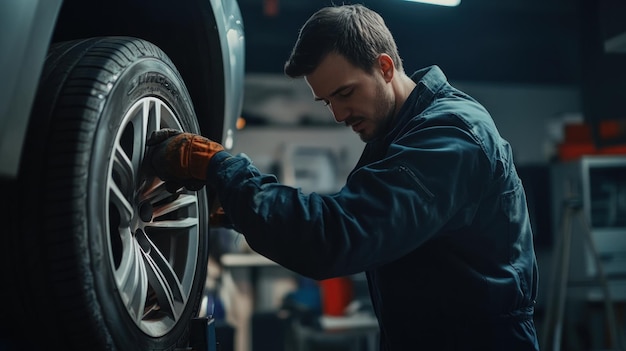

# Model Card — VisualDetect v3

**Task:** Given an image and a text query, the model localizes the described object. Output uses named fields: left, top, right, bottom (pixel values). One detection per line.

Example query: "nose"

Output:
left=329, top=102, right=350, bottom=124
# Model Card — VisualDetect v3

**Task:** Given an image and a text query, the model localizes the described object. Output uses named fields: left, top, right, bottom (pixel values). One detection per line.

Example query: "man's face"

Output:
left=304, top=52, right=395, bottom=142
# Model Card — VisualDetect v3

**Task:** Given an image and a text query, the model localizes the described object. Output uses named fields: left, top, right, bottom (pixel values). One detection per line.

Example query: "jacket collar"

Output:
left=351, top=65, right=450, bottom=171
left=382, top=65, right=449, bottom=143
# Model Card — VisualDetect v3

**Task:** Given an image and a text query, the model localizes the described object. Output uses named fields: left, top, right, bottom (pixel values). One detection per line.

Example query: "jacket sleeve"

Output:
left=207, top=122, right=488, bottom=280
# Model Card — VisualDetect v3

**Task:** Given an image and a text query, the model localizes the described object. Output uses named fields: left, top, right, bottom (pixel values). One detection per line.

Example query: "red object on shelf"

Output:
left=558, top=143, right=626, bottom=161
left=319, top=277, right=353, bottom=316
left=558, top=121, right=626, bottom=161
left=563, top=123, right=593, bottom=143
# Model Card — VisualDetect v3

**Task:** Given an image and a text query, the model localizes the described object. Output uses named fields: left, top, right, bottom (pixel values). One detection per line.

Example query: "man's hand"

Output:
left=144, top=128, right=224, bottom=190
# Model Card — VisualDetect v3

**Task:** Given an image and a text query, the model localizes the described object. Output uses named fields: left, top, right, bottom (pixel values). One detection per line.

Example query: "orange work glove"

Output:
left=210, top=205, right=230, bottom=227
left=207, top=189, right=231, bottom=227
left=145, top=128, right=224, bottom=191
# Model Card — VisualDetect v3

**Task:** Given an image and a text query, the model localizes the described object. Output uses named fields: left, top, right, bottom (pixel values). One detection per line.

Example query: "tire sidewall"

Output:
left=88, top=55, right=209, bottom=350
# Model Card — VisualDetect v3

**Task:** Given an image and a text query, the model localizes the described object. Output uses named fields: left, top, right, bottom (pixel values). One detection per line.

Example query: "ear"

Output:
left=378, top=54, right=395, bottom=82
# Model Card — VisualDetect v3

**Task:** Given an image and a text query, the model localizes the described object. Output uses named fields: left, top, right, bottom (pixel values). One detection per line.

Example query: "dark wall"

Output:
left=238, top=0, right=582, bottom=85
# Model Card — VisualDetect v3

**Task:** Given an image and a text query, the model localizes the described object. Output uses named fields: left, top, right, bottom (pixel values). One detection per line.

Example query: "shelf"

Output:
left=221, top=253, right=278, bottom=267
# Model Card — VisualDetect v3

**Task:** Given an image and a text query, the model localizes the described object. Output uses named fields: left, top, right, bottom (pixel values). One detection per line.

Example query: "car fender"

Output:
left=0, top=0, right=63, bottom=179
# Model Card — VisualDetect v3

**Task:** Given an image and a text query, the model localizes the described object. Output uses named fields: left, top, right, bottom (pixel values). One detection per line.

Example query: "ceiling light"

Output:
left=403, top=0, right=461, bottom=7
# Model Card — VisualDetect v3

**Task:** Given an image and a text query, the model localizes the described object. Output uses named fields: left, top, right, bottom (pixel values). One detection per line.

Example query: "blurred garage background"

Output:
left=203, top=1, right=626, bottom=351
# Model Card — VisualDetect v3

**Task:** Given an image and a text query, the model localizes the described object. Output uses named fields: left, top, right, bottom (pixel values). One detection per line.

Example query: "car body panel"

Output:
left=210, top=0, right=245, bottom=150
left=0, top=0, right=245, bottom=179
left=0, top=0, right=63, bottom=178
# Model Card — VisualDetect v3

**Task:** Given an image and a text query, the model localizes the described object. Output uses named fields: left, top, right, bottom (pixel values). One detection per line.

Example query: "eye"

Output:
left=338, top=88, right=353, bottom=98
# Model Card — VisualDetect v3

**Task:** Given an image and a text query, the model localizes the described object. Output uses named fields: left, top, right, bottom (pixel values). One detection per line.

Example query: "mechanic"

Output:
left=145, top=4, right=540, bottom=350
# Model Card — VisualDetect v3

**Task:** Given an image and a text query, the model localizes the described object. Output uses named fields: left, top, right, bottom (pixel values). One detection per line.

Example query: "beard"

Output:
left=359, top=82, right=396, bottom=143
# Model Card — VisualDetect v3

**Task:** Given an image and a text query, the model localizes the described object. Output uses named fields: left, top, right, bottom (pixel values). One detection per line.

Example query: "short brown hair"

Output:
left=284, top=4, right=403, bottom=77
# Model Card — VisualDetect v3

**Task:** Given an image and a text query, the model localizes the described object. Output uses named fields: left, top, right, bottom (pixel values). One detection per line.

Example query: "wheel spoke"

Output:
left=113, top=143, right=135, bottom=195
left=146, top=98, right=162, bottom=133
left=114, top=227, right=135, bottom=286
left=150, top=194, right=199, bottom=229
left=138, top=99, right=160, bottom=168
left=148, top=218, right=198, bottom=229
left=138, top=231, right=186, bottom=320
left=110, top=180, right=133, bottom=224
left=116, top=238, right=149, bottom=322
left=139, top=179, right=176, bottom=204
left=153, top=194, right=197, bottom=217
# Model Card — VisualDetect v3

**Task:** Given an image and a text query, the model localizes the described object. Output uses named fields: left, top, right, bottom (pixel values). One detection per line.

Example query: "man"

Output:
left=146, top=4, right=540, bottom=350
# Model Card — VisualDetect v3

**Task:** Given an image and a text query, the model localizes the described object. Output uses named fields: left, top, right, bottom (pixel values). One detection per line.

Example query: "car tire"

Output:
left=8, top=37, right=210, bottom=351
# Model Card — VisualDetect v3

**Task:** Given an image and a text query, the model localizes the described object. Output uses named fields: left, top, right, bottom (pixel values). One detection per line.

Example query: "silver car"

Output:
left=0, top=0, right=244, bottom=350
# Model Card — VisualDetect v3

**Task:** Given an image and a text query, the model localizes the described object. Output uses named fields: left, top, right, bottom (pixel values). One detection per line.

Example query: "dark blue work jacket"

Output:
left=208, top=65, right=540, bottom=350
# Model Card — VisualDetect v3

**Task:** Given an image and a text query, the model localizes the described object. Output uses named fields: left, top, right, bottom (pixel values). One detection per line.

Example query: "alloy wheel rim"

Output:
left=105, top=97, right=200, bottom=336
